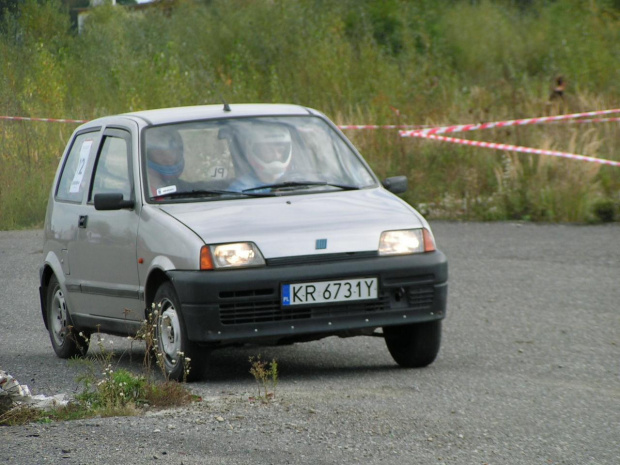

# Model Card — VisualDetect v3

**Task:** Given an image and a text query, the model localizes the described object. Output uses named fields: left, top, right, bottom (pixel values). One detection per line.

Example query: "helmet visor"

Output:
left=251, top=141, right=291, bottom=163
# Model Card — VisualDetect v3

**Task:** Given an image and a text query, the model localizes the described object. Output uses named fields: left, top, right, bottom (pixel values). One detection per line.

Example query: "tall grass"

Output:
left=1, top=0, right=619, bottom=229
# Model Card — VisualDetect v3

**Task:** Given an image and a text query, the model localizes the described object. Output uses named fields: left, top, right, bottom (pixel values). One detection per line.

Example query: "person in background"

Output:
left=549, top=75, right=566, bottom=101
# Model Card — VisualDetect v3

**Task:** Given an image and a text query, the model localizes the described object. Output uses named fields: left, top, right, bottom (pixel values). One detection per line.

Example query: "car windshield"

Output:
left=143, top=116, right=376, bottom=201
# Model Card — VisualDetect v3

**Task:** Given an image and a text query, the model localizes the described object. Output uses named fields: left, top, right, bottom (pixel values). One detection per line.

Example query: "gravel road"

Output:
left=1, top=222, right=619, bottom=464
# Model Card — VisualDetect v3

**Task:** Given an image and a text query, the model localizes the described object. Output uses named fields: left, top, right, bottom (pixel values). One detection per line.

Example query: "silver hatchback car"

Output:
left=40, top=104, right=448, bottom=380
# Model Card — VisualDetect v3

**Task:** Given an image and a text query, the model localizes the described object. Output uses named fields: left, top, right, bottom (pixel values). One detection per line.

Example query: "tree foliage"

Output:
left=0, top=0, right=619, bottom=228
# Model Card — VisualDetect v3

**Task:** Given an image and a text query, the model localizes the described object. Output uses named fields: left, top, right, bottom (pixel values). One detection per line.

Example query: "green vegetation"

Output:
left=0, top=320, right=195, bottom=426
left=71, top=330, right=193, bottom=413
left=1, top=0, right=619, bottom=228
left=249, top=355, right=279, bottom=404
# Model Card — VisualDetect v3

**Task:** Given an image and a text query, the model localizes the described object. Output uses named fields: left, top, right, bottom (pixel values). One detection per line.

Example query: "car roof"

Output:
left=84, top=104, right=319, bottom=129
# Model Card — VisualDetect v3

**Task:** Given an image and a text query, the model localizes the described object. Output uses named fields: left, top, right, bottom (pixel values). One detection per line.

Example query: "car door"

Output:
left=69, top=127, right=142, bottom=327
left=49, top=128, right=101, bottom=314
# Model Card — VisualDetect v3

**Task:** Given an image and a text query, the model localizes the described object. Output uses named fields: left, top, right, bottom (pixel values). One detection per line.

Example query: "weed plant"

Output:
left=135, top=303, right=192, bottom=383
left=1, top=0, right=619, bottom=228
left=70, top=333, right=165, bottom=416
left=0, top=318, right=193, bottom=426
left=72, top=310, right=194, bottom=414
left=249, top=355, right=279, bottom=404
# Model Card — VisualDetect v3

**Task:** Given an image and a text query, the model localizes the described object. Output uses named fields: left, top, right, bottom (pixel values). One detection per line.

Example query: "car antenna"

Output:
left=221, top=96, right=231, bottom=112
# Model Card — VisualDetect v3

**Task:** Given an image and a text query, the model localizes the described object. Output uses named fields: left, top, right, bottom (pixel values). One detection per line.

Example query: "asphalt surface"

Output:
left=0, top=222, right=619, bottom=464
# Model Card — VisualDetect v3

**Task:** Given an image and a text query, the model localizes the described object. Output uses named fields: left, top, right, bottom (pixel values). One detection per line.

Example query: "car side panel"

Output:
left=136, top=205, right=206, bottom=283
left=42, top=128, right=102, bottom=322
left=69, top=127, right=142, bottom=322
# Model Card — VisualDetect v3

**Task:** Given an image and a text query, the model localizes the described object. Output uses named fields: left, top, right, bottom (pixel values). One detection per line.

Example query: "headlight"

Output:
left=200, top=242, right=265, bottom=270
left=378, top=229, right=436, bottom=256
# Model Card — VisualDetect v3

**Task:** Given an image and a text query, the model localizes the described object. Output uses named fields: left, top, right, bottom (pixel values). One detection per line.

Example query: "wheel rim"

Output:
left=157, top=298, right=182, bottom=369
left=50, top=288, right=69, bottom=347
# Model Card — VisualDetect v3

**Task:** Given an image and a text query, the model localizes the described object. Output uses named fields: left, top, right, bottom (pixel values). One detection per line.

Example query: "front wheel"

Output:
left=384, top=320, right=442, bottom=368
left=46, top=275, right=89, bottom=358
left=152, top=281, right=204, bottom=381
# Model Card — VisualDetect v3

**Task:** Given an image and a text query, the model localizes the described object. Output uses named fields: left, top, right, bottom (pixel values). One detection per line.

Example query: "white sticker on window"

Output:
left=156, top=185, right=177, bottom=196
left=69, top=139, right=93, bottom=193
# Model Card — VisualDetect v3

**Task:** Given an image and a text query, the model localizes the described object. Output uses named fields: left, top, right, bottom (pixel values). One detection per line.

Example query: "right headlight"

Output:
left=378, top=228, right=436, bottom=256
left=200, top=242, right=265, bottom=270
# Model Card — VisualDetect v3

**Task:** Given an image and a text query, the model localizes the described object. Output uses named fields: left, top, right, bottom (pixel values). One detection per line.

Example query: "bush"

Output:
left=591, top=198, right=617, bottom=222
left=0, top=0, right=619, bottom=228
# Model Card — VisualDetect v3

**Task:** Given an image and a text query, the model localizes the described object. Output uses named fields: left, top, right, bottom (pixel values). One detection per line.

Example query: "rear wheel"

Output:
left=384, top=320, right=442, bottom=368
left=152, top=281, right=204, bottom=381
left=46, top=275, right=89, bottom=358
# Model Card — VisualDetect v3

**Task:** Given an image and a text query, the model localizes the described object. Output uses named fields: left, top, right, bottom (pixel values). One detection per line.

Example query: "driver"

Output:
left=145, top=128, right=185, bottom=197
left=228, top=123, right=293, bottom=191
left=246, top=124, right=292, bottom=184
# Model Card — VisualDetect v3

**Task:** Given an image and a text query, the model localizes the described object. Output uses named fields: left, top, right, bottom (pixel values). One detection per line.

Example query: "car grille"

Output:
left=407, top=286, right=435, bottom=308
left=218, top=285, right=435, bottom=326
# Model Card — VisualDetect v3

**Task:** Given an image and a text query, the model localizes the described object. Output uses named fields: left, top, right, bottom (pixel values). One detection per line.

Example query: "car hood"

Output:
left=157, top=188, right=425, bottom=259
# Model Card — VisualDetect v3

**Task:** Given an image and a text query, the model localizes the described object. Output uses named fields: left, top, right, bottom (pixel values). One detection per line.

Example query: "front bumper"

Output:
left=168, top=251, right=448, bottom=345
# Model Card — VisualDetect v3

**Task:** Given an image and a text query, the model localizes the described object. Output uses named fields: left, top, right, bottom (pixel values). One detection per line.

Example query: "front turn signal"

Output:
left=200, top=246, right=214, bottom=270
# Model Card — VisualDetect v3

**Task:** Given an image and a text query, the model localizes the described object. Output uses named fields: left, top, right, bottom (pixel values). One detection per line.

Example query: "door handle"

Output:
left=78, top=215, right=88, bottom=228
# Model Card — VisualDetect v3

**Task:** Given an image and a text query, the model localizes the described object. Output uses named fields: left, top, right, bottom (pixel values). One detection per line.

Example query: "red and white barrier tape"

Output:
left=338, top=124, right=431, bottom=130
left=339, top=110, right=620, bottom=132
left=0, top=115, right=88, bottom=124
left=338, top=119, right=620, bottom=130
left=2, top=111, right=618, bottom=131
left=416, top=133, right=620, bottom=167
left=558, top=117, right=620, bottom=124
left=2, top=109, right=618, bottom=167
left=400, top=109, right=620, bottom=167
left=400, top=108, right=620, bottom=137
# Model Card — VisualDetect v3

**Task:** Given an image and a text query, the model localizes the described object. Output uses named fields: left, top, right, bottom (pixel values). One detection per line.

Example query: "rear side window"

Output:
left=56, top=132, right=96, bottom=203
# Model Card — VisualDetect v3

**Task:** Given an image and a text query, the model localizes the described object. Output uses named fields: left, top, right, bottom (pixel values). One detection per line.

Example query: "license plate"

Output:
left=282, top=277, right=378, bottom=306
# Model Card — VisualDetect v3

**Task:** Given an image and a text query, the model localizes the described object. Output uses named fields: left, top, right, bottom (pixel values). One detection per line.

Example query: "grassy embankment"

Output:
left=1, top=0, right=619, bottom=229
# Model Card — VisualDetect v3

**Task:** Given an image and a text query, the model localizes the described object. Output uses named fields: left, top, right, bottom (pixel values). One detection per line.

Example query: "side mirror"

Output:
left=382, top=176, right=408, bottom=194
left=94, top=193, right=135, bottom=211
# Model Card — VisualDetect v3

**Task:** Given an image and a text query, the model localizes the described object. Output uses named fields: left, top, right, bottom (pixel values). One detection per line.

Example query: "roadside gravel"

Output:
left=1, top=223, right=619, bottom=464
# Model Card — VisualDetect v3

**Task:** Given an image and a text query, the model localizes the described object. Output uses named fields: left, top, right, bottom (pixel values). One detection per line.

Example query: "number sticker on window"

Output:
left=69, top=139, right=93, bottom=193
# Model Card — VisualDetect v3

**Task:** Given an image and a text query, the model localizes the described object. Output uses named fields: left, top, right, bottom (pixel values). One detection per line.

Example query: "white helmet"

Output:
left=246, top=124, right=292, bottom=181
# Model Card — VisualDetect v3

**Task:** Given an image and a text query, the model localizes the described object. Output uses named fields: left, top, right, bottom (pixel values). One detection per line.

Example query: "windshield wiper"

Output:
left=242, top=181, right=359, bottom=193
left=152, top=189, right=264, bottom=200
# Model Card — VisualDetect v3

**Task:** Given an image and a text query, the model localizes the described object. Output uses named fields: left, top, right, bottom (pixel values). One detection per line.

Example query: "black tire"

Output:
left=152, top=281, right=204, bottom=382
left=46, top=275, right=89, bottom=358
left=384, top=320, right=442, bottom=368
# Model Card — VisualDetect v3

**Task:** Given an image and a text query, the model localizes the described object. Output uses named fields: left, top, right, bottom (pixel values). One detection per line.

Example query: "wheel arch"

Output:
left=144, top=268, right=171, bottom=318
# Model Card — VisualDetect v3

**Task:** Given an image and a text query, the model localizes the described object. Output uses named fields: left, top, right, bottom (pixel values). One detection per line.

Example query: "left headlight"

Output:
left=200, top=242, right=266, bottom=270
left=378, top=228, right=436, bottom=256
